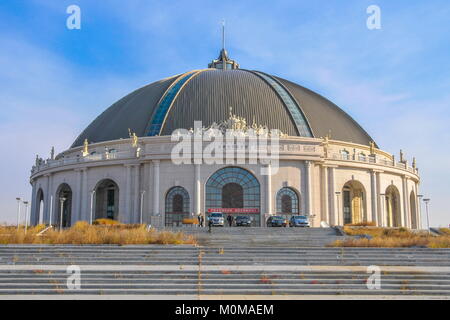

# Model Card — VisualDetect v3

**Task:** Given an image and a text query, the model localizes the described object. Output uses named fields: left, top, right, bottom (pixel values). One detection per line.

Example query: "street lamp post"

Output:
left=335, top=192, right=341, bottom=226
left=423, top=198, right=430, bottom=233
left=23, top=201, right=29, bottom=233
left=16, top=197, right=21, bottom=230
left=59, top=197, right=67, bottom=232
left=140, top=190, right=146, bottom=224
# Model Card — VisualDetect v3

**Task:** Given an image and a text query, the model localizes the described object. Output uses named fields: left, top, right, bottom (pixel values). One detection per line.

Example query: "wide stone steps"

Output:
left=2, top=246, right=450, bottom=266
left=168, top=227, right=344, bottom=247
left=1, top=228, right=449, bottom=298
left=0, top=270, right=449, bottom=296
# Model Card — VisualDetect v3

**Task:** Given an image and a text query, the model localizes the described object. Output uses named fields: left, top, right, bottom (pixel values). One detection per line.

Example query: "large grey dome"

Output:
left=71, top=68, right=376, bottom=148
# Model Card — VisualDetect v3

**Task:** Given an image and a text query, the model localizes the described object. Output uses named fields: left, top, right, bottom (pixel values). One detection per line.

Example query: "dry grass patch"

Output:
left=0, top=222, right=196, bottom=245
left=329, top=226, right=450, bottom=248
left=439, top=228, right=450, bottom=236
left=344, top=221, right=376, bottom=227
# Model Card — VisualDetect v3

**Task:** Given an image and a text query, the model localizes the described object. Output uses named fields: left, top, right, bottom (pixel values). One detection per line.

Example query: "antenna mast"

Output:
left=222, top=19, right=225, bottom=50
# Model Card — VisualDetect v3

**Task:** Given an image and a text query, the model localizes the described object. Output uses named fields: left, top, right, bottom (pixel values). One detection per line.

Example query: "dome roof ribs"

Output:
left=146, top=70, right=204, bottom=136
left=246, top=70, right=314, bottom=138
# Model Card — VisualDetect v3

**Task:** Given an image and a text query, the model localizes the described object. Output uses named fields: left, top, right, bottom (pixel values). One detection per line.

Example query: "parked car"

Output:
left=289, top=215, right=310, bottom=227
left=207, top=212, right=224, bottom=227
left=266, top=216, right=287, bottom=227
left=235, top=215, right=252, bottom=227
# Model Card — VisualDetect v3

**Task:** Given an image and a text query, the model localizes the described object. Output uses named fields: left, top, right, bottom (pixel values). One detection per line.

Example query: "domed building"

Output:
left=29, top=49, right=421, bottom=229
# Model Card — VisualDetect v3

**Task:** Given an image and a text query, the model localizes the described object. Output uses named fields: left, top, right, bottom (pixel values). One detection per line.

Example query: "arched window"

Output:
left=342, top=181, right=366, bottom=225
left=276, top=187, right=299, bottom=215
left=165, top=186, right=190, bottom=226
left=222, top=183, right=244, bottom=208
left=55, top=183, right=72, bottom=228
left=385, top=185, right=401, bottom=227
left=94, top=179, right=120, bottom=221
left=172, top=194, right=184, bottom=212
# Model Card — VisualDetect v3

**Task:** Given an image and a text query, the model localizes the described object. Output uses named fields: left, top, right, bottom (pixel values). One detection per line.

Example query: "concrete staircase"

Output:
left=1, top=245, right=450, bottom=266
left=0, top=228, right=449, bottom=298
left=170, top=226, right=344, bottom=247
left=0, top=267, right=449, bottom=297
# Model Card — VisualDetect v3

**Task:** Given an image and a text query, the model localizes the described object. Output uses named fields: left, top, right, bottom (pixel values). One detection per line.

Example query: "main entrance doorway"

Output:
left=205, top=167, right=261, bottom=226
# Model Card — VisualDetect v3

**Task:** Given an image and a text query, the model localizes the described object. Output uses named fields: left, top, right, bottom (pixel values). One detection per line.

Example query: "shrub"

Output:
left=0, top=224, right=196, bottom=245
left=330, top=226, right=450, bottom=248
left=345, top=221, right=376, bottom=227
left=93, top=218, right=122, bottom=226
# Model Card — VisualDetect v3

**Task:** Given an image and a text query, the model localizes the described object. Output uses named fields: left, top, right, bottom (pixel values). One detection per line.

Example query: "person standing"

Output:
left=227, top=214, right=233, bottom=227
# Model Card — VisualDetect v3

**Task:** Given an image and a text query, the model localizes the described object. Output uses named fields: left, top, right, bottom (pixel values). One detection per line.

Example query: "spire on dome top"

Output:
left=208, top=19, right=239, bottom=70
left=222, top=19, right=225, bottom=50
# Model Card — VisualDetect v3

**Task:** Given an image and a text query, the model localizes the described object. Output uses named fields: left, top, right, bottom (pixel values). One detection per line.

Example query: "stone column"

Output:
left=415, top=182, right=422, bottom=229
left=43, top=174, right=51, bottom=223
left=152, top=160, right=160, bottom=216
left=73, top=169, right=82, bottom=224
left=30, top=180, right=37, bottom=226
left=376, top=171, right=383, bottom=227
left=402, top=176, right=410, bottom=228
left=304, top=161, right=312, bottom=216
left=133, top=164, right=140, bottom=223
left=321, top=165, right=329, bottom=224
left=265, top=163, right=272, bottom=226
left=329, top=167, right=337, bottom=225
left=124, top=165, right=132, bottom=223
left=194, top=164, right=201, bottom=216
left=370, top=170, right=378, bottom=225
left=81, top=168, right=88, bottom=221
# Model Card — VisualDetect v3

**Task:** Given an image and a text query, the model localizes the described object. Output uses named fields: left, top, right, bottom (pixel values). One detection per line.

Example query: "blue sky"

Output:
left=0, top=0, right=449, bottom=226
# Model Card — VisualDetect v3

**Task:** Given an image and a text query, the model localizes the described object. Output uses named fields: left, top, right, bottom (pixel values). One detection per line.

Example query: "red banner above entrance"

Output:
left=207, top=208, right=260, bottom=213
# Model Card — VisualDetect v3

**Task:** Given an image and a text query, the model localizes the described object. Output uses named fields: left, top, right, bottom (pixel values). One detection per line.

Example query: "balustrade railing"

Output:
left=329, top=153, right=418, bottom=174
left=31, top=150, right=133, bottom=174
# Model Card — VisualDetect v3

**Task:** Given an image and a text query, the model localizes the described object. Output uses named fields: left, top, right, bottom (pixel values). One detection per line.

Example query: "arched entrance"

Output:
left=56, top=183, right=72, bottom=228
left=94, top=179, right=120, bottom=220
left=36, top=188, right=44, bottom=225
left=385, top=185, right=401, bottom=227
left=165, top=186, right=190, bottom=227
left=342, top=180, right=366, bottom=225
left=205, top=167, right=260, bottom=226
left=276, top=187, right=300, bottom=219
left=410, top=191, right=418, bottom=229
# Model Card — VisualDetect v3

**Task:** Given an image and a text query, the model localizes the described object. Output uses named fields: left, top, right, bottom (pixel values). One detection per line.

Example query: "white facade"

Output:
left=29, top=135, right=421, bottom=228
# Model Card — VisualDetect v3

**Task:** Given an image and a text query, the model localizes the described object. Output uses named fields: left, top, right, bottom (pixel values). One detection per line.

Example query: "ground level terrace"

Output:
left=30, top=160, right=420, bottom=229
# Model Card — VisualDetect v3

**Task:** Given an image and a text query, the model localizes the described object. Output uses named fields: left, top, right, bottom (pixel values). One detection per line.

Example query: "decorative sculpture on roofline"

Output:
left=184, top=108, right=287, bottom=138
left=128, top=128, right=139, bottom=148
left=369, top=141, right=375, bottom=155
left=321, top=133, right=331, bottom=158
left=214, top=107, right=287, bottom=137
left=82, top=139, right=89, bottom=157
